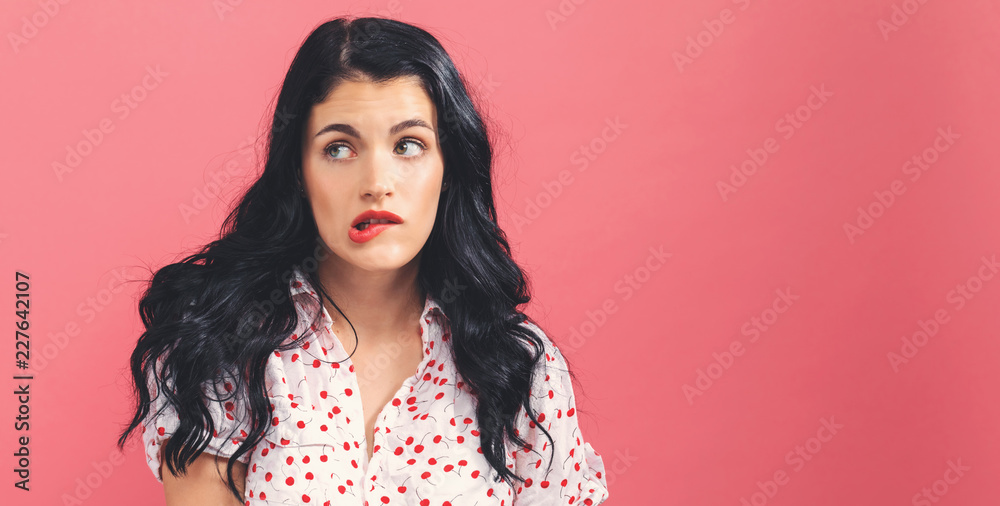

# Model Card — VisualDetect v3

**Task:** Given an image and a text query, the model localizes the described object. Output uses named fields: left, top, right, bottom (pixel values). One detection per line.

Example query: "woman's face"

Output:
left=301, top=76, right=445, bottom=273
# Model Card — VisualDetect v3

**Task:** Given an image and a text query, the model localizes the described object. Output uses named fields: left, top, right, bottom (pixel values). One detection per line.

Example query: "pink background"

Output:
left=2, top=0, right=999, bottom=504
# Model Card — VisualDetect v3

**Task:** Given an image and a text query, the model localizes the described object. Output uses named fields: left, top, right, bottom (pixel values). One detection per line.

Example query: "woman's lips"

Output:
left=348, top=222, right=398, bottom=243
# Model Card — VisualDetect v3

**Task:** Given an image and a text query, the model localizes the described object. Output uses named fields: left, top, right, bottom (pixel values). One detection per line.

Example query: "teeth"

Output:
left=356, top=218, right=394, bottom=231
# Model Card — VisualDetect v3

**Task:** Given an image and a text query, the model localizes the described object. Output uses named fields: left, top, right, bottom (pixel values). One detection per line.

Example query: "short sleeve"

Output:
left=140, top=356, right=254, bottom=483
left=511, top=322, right=610, bottom=505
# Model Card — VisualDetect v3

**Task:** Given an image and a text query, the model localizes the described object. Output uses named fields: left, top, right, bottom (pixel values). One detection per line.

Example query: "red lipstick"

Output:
left=349, top=209, right=403, bottom=243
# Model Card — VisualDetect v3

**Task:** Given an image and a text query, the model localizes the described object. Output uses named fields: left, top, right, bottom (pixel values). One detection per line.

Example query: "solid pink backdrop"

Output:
left=2, top=0, right=998, bottom=504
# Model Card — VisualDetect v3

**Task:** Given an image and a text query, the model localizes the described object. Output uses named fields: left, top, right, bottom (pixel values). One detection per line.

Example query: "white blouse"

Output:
left=141, top=268, right=610, bottom=505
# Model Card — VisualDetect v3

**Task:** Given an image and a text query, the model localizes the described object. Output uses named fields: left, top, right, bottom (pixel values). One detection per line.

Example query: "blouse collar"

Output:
left=286, top=267, right=448, bottom=354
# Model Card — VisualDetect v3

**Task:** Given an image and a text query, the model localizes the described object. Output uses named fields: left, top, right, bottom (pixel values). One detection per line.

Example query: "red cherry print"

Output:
left=139, top=277, right=608, bottom=505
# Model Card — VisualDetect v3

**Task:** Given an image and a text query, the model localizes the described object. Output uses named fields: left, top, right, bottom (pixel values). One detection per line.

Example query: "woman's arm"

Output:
left=160, top=438, right=248, bottom=506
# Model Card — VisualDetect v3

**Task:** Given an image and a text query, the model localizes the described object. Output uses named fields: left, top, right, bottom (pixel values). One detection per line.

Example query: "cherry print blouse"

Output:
left=141, top=267, right=610, bottom=505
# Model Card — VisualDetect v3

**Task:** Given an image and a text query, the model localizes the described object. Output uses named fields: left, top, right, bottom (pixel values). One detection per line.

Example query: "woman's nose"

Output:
left=360, top=149, right=394, bottom=199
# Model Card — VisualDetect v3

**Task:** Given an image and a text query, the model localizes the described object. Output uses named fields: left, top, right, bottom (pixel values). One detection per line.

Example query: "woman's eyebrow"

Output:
left=313, top=118, right=434, bottom=139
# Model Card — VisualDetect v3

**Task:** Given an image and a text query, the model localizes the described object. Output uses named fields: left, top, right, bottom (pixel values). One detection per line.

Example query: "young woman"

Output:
left=118, top=16, right=609, bottom=505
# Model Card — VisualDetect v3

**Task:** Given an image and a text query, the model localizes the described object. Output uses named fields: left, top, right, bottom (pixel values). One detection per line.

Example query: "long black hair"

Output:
left=117, top=15, right=578, bottom=502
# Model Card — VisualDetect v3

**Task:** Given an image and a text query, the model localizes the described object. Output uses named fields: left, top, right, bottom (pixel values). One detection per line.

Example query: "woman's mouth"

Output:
left=349, top=210, right=404, bottom=243
left=349, top=220, right=398, bottom=243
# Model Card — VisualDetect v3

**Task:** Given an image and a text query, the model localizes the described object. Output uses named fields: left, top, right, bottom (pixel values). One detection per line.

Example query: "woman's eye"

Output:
left=394, top=139, right=425, bottom=157
left=326, top=143, right=353, bottom=160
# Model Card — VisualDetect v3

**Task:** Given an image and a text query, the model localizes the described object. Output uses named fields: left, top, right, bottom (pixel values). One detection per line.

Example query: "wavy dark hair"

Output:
left=117, top=15, right=579, bottom=502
